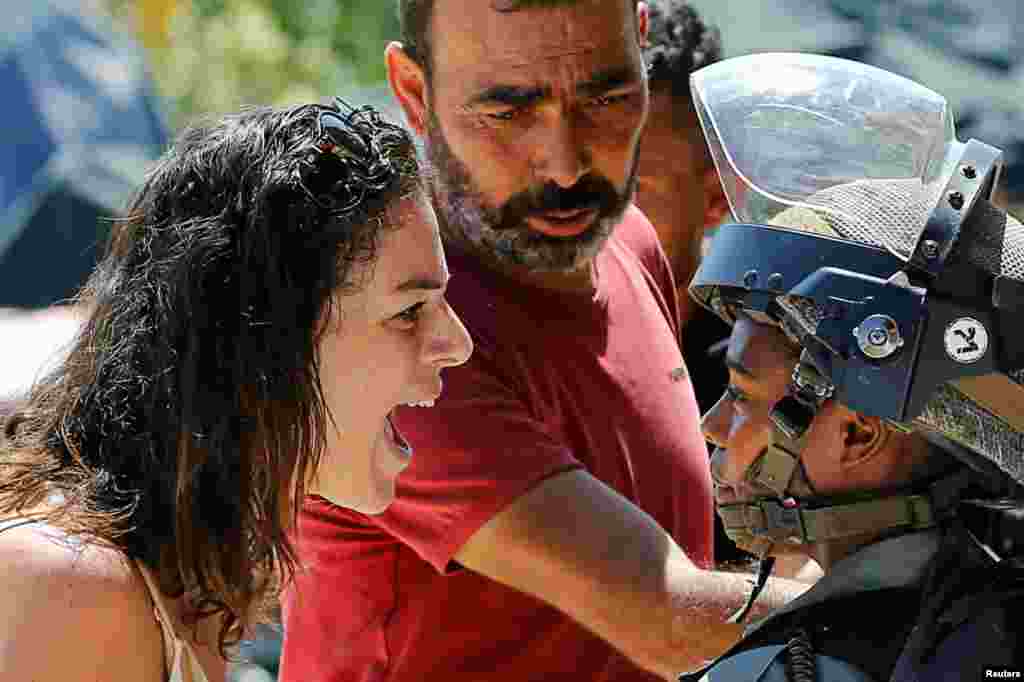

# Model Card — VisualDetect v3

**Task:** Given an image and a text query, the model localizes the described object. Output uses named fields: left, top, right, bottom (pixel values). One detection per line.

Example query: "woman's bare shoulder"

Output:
left=0, top=520, right=166, bottom=681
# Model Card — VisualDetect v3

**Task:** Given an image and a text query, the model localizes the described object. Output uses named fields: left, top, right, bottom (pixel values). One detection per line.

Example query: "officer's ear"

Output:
left=837, top=410, right=888, bottom=470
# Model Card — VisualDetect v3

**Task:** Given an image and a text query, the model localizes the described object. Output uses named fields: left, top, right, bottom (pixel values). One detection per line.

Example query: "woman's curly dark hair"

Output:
left=0, top=99, right=420, bottom=653
left=643, top=0, right=723, bottom=100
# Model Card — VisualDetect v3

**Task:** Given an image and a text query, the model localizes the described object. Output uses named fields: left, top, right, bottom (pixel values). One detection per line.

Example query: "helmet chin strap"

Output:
left=717, top=353, right=939, bottom=560
left=717, top=353, right=944, bottom=624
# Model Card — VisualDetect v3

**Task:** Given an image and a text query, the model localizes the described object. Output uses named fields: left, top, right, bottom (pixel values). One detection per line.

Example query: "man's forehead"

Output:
left=429, top=0, right=636, bottom=77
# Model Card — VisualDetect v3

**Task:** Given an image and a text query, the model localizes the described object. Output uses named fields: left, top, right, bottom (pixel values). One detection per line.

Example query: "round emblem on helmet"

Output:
left=944, top=317, right=989, bottom=364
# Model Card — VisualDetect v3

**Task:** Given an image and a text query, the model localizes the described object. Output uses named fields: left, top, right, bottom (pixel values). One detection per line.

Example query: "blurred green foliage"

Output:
left=106, top=0, right=399, bottom=130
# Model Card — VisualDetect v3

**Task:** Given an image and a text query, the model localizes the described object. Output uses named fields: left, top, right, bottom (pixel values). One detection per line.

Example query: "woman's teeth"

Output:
left=405, top=400, right=435, bottom=408
left=385, top=414, right=413, bottom=454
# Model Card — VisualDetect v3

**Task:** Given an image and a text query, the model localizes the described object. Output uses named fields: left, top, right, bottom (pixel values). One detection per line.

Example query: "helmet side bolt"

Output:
left=868, top=329, right=888, bottom=346
left=854, top=314, right=904, bottom=359
left=921, top=239, right=940, bottom=260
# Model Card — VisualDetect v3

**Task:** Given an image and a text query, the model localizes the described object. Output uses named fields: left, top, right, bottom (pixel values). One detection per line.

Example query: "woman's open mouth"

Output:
left=385, top=412, right=412, bottom=458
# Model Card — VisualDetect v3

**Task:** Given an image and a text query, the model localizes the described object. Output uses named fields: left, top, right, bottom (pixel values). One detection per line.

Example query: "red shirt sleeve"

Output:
left=371, top=343, right=583, bottom=574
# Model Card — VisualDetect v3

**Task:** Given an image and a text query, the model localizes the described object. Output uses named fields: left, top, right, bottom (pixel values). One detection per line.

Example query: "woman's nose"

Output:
left=430, top=301, right=473, bottom=369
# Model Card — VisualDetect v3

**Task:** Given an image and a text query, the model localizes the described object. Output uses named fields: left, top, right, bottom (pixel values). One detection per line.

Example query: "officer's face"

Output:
left=701, top=317, right=909, bottom=508
left=700, top=317, right=801, bottom=506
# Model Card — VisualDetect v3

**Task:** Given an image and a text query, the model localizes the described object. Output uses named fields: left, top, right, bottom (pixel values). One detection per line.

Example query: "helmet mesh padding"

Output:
left=792, top=179, right=945, bottom=259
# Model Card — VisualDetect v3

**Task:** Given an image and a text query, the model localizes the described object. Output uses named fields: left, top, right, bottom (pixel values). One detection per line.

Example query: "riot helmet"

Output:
left=689, top=53, right=1024, bottom=558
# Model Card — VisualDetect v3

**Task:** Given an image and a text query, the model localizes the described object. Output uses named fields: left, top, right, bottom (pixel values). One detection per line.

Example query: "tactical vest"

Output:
left=684, top=523, right=1024, bottom=682
left=682, top=587, right=920, bottom=682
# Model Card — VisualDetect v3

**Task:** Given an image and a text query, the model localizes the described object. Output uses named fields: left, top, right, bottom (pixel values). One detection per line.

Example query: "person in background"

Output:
left=280, top=2, right=809, bottom=681
left=637, top=0, right=728, bottom=342
left=637, top=0, right=822, bottom=582
left=0, top=99, right=471, bottom=681
left=637, top=0, right=747, bottom=575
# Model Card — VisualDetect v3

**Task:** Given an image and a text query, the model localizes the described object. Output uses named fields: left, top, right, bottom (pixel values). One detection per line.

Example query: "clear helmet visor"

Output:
left=690, top=52, right=961, bottom=260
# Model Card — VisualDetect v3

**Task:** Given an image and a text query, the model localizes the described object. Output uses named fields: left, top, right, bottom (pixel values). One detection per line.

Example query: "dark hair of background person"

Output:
left=398, top=0, right=642, bottom=79
left=0, top=102, right=419, bottom=653
left=643, top=0, right=722, bottom=101
left=639, top=0, right=726, bottom=403
left=641, top=0, right=746, bottom=568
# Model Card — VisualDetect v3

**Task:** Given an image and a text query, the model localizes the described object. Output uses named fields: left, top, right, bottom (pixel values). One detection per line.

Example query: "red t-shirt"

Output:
left=281, top=206, right=714, bottom=681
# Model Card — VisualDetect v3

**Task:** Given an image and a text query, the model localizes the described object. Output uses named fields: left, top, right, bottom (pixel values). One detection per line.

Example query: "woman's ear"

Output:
left=385, top=42, right=429, bottom=136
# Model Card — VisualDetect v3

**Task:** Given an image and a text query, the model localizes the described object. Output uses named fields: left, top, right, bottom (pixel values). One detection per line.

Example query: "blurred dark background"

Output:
left=3, top=0, right=1021, bottom=312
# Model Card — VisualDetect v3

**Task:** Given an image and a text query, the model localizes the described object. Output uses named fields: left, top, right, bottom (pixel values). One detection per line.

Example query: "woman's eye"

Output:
left=487, top=109, right=520, bottom=121
left=394, top=302, right=425, bottom=325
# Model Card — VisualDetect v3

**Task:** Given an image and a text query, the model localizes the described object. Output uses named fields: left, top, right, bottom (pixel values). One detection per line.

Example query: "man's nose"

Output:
left=532, top=114, right=591, bottom=189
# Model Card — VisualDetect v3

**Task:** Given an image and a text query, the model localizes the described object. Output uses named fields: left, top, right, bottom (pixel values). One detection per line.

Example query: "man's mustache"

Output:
left=498, top=176, right=619, bottom=226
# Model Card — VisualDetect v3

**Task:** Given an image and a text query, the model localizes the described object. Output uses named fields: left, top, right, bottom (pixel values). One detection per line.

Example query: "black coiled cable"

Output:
left=785, top=628, right=817, bottom=682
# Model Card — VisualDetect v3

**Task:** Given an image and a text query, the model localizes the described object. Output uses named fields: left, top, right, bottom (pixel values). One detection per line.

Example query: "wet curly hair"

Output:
left=0, top=100, right=420, bottom=653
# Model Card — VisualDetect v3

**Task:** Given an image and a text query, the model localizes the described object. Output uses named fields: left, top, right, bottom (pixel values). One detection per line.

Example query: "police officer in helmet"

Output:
left=682, top=52, right=1024, bottom=681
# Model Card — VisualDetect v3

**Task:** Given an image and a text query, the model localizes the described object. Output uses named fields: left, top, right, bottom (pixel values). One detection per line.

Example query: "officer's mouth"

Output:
left=714, top=485, right=738, bottom=505
left=714, top=484, right=760, bottom=506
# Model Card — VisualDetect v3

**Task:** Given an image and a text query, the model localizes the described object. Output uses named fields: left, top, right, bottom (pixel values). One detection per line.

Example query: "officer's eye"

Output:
left=724, top=385, right=747, bottom=403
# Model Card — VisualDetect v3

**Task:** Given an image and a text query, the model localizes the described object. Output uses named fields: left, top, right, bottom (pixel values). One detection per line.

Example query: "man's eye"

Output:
left=394, top=302, right=425, bottom=325
left=591, top=93, right=630, bottom=107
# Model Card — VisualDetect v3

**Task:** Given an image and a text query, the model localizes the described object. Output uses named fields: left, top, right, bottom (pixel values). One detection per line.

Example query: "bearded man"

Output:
left=280, top=3, right=807, bottom=680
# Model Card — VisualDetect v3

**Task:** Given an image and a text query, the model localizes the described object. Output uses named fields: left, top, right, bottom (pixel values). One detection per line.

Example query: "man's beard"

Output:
left=423, top=112, right=639, bottom=273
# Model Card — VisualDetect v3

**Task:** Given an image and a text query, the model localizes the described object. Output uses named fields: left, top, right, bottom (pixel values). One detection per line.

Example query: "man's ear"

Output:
left=701, top=165, right=730, bottom=229
left=385, top=42, right=429, bottom=137
left=637, top=2, right=649, bottom=48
